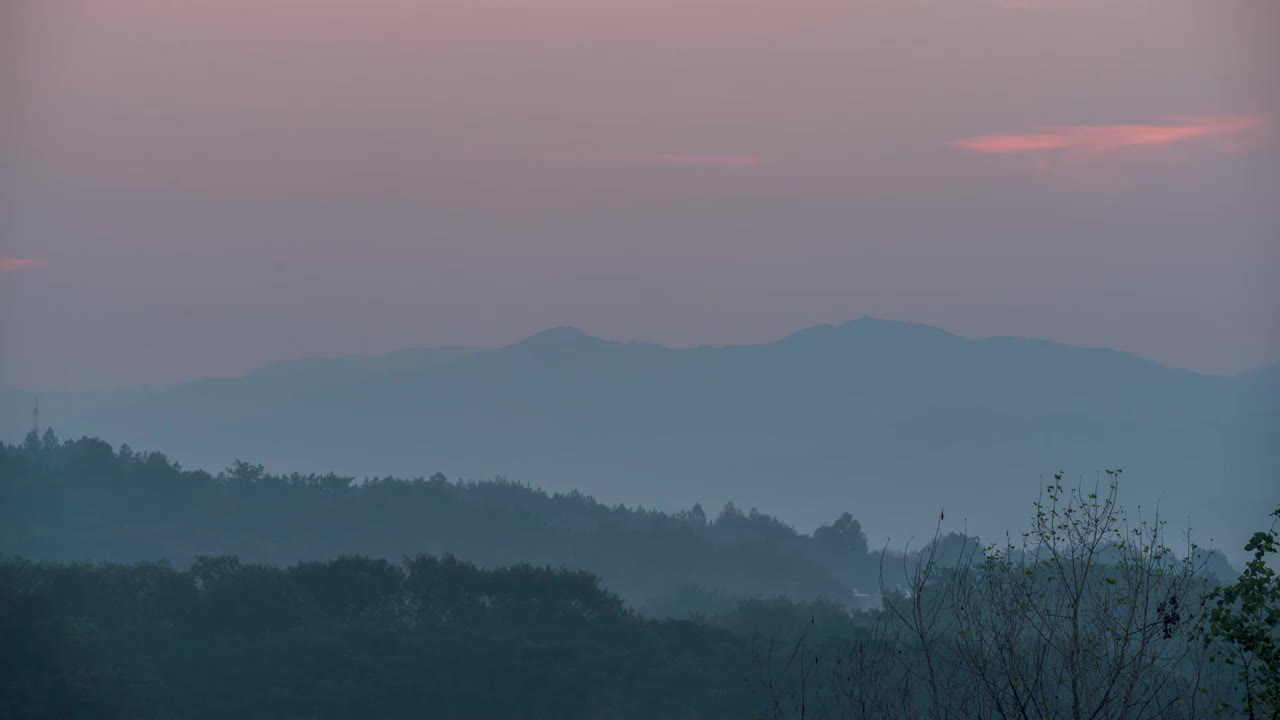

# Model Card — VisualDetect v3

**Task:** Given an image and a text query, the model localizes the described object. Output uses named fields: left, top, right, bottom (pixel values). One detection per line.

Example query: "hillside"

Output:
left=3, top=318, right=1273, bottom=556
left=0, top=555, right=779, bottom=719
left=0, top=436, right=889, bottom=610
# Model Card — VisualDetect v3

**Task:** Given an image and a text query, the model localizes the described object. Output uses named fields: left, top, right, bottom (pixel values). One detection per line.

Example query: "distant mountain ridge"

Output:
left=2, top=318, right=1274, bottom=559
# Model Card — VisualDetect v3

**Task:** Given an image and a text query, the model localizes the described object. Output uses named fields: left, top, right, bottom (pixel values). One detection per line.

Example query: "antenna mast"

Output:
left=32, top=396, right=40, bottom=436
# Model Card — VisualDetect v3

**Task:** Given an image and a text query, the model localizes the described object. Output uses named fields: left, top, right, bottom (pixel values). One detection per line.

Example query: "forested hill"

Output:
left=0, top=555, right=786, bottom=719
left=4, top=318, right=1273, bottom=556
left=0, top=435, right=886, bottom=612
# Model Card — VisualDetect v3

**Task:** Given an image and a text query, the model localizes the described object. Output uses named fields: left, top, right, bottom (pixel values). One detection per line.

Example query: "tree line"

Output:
left=3, top=432, right=1271, bottom=718
left=1, top=431, right=887, bottom=614
left=1, top=553, right=785, bottom=719
left=758, top=475, right=1279, bottom=720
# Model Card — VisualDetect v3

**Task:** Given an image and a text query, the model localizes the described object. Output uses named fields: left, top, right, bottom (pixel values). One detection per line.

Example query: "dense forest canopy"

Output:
left=0, top=554, right=809, bottom=719
left=0, top=432, right=895, bottom=614
left=1, top=432, right=1272, bottom=719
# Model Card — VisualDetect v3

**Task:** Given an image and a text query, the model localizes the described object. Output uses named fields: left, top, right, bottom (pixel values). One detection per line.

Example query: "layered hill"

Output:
left=3, top=318, right=1273, bottom=556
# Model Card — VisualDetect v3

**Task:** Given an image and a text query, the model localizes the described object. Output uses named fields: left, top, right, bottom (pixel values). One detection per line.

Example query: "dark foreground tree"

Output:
left=761, top=473, right=1250, bottom=720
left=1196, top=506, right=1280, bottom=720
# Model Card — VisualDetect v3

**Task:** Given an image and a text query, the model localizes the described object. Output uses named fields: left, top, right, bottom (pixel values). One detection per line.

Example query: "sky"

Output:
left=2, top=0, right=1277, bottom=391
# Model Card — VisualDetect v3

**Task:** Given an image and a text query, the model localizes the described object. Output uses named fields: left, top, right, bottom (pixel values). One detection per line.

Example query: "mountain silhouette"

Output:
left=4, top=318, right=1273, bottom=558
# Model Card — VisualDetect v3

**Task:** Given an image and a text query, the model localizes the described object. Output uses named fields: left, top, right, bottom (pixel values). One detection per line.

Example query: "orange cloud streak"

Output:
left=949, top=116, right=1268, bottom=155
left=0, top=258, right=44, bottom=271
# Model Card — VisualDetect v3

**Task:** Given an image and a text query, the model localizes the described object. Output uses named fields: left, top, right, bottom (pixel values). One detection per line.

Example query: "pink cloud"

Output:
left=948, top=116, right=1269, bottom=156
left=644, top=154, right=763, bottom=169
left=0, top=258, right=44, bottom=271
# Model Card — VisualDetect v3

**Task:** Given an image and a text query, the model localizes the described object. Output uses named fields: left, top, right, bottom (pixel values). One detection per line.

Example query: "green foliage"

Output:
left=0, top=555, right=764, bottom=719
left=1197, top=506, right=1280, bottom=719
left=0, top=435, right=881, bottom=612
left=0, top=579, right=140, bottom=719
left=763, top=474, right=1246, bottom=720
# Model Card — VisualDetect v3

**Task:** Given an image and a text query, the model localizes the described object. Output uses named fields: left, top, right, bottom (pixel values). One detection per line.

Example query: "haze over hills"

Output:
left=3, top=318, right=1274, bottom=558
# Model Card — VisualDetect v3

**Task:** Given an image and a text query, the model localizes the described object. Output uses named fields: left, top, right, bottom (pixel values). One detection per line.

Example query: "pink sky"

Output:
left=1, top=0, right=1277, bottom=390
